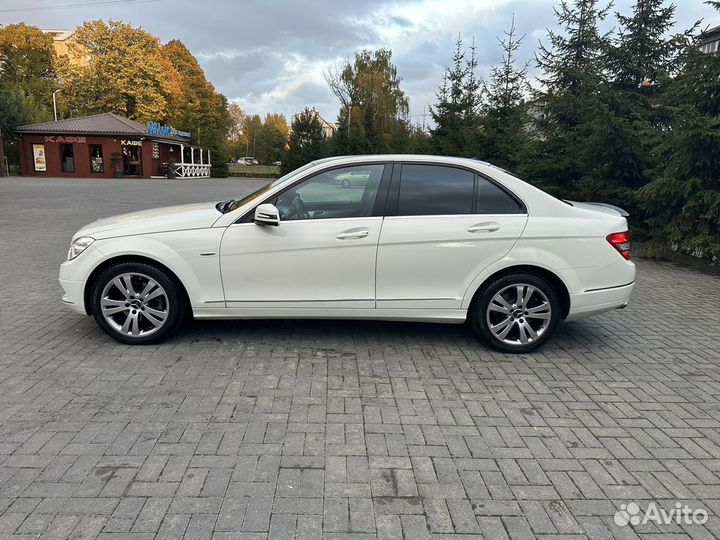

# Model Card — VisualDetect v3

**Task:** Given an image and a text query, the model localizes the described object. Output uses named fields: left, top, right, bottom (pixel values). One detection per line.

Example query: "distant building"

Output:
left=296, top=108, right=336, bottom=138
left=699, top=24, right=720, bottom=54
left=42, top=29, right=88, bottom=66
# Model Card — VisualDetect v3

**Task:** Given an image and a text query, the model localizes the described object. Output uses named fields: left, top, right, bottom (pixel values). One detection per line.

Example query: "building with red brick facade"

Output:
left=16, top=113, right=211, bottom=179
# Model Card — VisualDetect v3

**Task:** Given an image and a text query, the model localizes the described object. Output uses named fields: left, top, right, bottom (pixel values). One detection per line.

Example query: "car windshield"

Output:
left=217, top=162, right=317, bottom=213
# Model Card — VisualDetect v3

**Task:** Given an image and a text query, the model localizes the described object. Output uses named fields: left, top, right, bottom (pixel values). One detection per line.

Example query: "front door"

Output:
left=123, top=145, right=142, bottom=176
left=220, top=163, right=388, bottom=308
left=376, top=163, right=529, bottom=309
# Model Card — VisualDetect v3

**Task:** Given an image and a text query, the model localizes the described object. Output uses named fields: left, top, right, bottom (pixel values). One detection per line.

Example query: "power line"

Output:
left=0, top=0, right=160, bottom=13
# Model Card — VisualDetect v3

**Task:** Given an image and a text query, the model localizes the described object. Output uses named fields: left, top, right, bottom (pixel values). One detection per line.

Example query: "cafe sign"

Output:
left=146, top=121, right=190, bottom=138
left=121, top=139, right=142, bottom=146
left=44, top=136, right=86, bottom=143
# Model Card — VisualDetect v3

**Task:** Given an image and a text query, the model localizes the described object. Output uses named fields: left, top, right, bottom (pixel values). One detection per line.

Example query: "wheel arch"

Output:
left=467, top=265, right=571, bottom=320
left=83, top=255, right=191, bottom=316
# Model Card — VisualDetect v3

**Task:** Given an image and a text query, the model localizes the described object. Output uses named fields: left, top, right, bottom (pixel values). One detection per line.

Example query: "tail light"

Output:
left=607, top=231, right=631, bottom=260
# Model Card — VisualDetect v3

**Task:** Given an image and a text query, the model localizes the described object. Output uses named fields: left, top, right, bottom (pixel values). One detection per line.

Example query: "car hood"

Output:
left=74, top=202, right=221, bottom=240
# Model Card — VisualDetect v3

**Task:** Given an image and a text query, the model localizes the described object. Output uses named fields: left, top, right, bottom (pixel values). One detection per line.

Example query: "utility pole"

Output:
left=52, top=89, right=62, bottom=121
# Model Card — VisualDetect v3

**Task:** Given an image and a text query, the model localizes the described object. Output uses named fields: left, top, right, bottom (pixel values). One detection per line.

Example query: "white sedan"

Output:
left=60, top=155, right=635, bottom=353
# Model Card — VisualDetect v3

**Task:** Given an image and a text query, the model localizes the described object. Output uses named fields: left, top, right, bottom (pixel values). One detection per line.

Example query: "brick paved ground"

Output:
left=1, top=176, right=720, bottom=539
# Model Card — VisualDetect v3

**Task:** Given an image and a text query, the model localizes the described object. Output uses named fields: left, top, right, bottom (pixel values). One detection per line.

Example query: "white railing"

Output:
left=175, top=164, right=211, bottom=178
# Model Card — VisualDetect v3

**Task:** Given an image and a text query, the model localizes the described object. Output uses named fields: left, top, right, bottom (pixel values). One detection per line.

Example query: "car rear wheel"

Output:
left=91, top=262, right=186, bottom=344
left=471, top=273, right=561, bottom=353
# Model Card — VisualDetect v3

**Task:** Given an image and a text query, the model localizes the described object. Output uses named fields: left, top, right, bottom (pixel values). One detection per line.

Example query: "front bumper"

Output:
left=60, top=278, right=87, bottom=315
left=58, top=244, right=105, bottom=315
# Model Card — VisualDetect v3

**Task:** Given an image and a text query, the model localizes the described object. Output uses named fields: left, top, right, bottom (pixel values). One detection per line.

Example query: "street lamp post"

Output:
left=52, top=89, right=62, bottom=121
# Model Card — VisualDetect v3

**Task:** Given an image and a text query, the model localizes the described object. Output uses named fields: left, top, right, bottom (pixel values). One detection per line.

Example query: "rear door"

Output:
left=376, top=163, right=528, bottom=309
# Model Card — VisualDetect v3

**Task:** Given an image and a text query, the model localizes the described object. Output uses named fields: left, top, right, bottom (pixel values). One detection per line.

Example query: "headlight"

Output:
left=67, top=236, right=95, bottom=260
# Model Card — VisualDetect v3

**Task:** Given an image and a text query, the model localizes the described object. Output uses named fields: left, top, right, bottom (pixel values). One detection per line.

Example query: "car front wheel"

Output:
left=471, top=273, right=561, bottom=353
left=91, top=262, right=186, bottom=344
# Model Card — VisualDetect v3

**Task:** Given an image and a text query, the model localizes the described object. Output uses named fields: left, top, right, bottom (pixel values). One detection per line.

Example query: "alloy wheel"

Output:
left=485, top=283, right=552, bottom=346
left=100, top=272, right=169, bottom=337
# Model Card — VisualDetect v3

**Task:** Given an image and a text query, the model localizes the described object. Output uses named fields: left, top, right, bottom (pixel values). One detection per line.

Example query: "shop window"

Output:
left=89, top=144, right=104, bottom=173
left=60, top=144, right=75, bottom=173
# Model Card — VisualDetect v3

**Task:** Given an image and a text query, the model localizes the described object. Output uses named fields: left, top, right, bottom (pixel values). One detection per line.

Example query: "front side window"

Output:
left=275, top=164, right=384, bottom=221
left=398, top=164, right=474, bottom=216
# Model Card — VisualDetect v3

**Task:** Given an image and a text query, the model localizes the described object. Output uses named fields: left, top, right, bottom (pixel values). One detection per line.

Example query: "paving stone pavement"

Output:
left=1, top=176, right=720, bottom=539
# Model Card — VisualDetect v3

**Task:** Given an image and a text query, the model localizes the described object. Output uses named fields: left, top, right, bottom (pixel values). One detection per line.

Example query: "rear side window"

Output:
left=475, top=177, right=525, bottom=214
left=398, top=164, right=474, bottom=216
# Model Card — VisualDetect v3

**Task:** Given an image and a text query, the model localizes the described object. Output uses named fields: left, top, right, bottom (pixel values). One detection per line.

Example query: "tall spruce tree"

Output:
left=478, top=16, right=531, bottom=170
left=639, top=3, right=720, bottom=259
left=528, top=0, right=611, bottom=195
left=429, top=37, right=481, bottom=157
left=576, top=0, right=683, bottom=218
left=609, top=0, right=678, bottom=88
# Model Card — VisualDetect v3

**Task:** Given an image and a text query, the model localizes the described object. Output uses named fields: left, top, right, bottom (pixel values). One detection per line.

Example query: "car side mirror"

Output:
left=254, top=203, right=280, bottom=226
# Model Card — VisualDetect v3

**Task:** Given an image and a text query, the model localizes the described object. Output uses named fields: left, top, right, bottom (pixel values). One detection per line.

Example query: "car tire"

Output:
left=341, top=179, right=351, bottom=188
left=91, top=261, right=186, bottom=345
left=470, top=272, right=561, bottom=354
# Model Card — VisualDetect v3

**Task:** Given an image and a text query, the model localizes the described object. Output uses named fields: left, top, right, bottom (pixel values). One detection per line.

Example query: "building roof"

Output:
left=41, top=29, right=75, bottom=41
left=15, top=113, right=191, bottom=143
left=700, top=24, right=720, bottom=42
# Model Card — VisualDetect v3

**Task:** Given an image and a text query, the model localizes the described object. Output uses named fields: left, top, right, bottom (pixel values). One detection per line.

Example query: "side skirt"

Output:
left=191, top=307, right=467, bottom=324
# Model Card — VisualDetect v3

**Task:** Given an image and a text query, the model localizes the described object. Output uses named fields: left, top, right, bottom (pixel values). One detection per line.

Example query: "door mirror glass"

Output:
left=254, top=203, right=280, bottom=226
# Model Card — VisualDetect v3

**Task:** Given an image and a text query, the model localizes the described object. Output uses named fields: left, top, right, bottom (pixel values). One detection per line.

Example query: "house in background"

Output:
left=42, top=29, right=88, bottom=66
left=297, top=108, right=336, bottom=138
left=699, top=24, right=720, bottom=54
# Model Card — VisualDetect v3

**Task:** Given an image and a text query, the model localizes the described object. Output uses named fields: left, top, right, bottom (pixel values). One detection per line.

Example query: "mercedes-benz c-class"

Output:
left=60, top=155, right=635, bottom=353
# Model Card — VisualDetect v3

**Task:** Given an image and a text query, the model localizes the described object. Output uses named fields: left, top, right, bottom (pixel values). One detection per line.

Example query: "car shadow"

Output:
left=168, top=316, right=621, bottom=357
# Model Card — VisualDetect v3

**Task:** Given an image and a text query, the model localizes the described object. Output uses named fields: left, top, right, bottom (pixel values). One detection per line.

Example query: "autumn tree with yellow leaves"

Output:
left=60, top=20, right=179, bottom=122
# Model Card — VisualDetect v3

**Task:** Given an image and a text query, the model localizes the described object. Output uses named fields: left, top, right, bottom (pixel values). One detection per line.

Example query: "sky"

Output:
left=1, top=0, right=716, bottom=125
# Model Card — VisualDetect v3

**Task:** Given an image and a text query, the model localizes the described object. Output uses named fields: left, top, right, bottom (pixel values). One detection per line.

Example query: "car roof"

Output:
left=310, top=154, right=496, bottom=173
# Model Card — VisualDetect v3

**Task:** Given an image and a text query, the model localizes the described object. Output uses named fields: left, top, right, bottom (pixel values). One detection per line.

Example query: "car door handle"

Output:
left=467, top=222, right=500, bottom=233
left=336, top=229, right=370, bottom=240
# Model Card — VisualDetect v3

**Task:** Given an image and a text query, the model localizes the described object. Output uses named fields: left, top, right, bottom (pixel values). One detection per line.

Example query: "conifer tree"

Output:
left=528, top=0, right=611, bottom=194
left=639, top=3, right=720, bottom=259
left=577, top=0, right=683, bottom=215
left=429, top=37, right=481, bottom=157
left=478, top=16, right=531, bottom=170
left=283, top=108, right=327, bottom=174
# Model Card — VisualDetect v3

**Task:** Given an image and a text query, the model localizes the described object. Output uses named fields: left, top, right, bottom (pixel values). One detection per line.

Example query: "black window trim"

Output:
left=235, top=161, right=393, bottom=224
left=384, top=161, right=528, bottom=217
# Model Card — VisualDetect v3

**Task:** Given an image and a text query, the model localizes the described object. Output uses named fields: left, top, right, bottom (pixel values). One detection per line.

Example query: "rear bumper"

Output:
left=565, top=282, right=634, bottom=321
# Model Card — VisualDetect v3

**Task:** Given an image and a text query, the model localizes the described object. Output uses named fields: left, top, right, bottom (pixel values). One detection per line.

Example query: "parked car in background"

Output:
left=273, top=161, right=282, bottom=167
left=239, top=157, right=258, bottom=166
left=335, top=169, right=371, bottom=188
left=60, top=155, right=635, bottom=353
